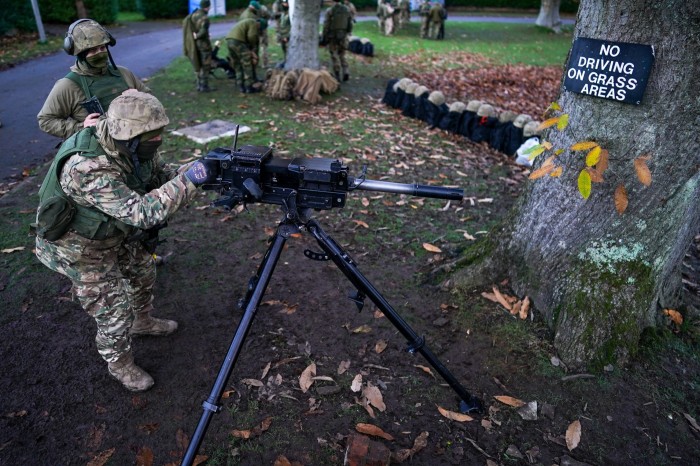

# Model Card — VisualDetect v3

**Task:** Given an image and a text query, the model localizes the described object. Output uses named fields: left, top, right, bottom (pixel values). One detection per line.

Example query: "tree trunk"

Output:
left=535, top=0, right=563, bottom=33
left=75, top=0, right=88, bottom=19
left=453, top=0, right=700, bottom=370
left=285, top=0, right=321, bottom=70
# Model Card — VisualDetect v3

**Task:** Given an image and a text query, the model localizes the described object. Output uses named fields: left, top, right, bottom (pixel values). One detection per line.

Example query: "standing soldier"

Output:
left=418, top=0, right=431, bottom=39
left=240, top=1, right=271, bottom=69
left=344, top=0, right=357, bottom=23
left=183, top=0, right=214, bottom=92
left=33, top=90, right=219, bottom=392
left=398, top=0, right=411, bottom=29
left=226, top=18, right=265, bottom=93
left=37, top=19, right=149, bottom=139
left=322, top=0, right=353, bottom=82
left=276, top=0, right=292, bottom=61
left=429, top=1, right=446, bottom=40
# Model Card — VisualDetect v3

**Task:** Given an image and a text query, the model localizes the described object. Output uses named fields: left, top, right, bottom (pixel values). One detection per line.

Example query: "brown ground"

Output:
left=1, top=61, right=699, bottom=466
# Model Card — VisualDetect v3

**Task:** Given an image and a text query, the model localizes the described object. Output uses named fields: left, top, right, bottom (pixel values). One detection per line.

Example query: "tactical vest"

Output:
left=65, top=66, right=129, bottom=112
left=35, top=127, right=151, bottom=241
left=328, top=5, right=350, bottom=41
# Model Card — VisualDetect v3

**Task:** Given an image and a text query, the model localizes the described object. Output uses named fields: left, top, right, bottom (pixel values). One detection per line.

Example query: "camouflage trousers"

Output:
left=420, top=18, right=429, bottom=38
left=35, top=233, right=156, bottom=363
left=429, top=20, right=443, bottom=40
left=197, top=44, right=213, bottom=87
left=227, top=39, right=256, bottom=88
left=260, top=29, right=269, bottom=68
left=327, top=41, right=348, bottom=78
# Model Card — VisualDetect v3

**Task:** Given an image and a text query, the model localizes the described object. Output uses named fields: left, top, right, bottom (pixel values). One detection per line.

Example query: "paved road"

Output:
left=0, top=14, right=573, bottom=181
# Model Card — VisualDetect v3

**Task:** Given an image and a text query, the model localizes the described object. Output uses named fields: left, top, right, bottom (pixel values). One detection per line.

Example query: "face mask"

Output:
left=136, top=139, right=162, bottom=161
left=86, top=52, right=109, bottom=69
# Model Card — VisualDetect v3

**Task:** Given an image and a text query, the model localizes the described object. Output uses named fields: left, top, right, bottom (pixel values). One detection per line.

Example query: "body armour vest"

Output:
left=36, top=127, right=155, bottom=241
left=65, top=65, right=129, bottom=112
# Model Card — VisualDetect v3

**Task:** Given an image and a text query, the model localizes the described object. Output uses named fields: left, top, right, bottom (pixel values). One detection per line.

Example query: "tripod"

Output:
left=182, top=211, right=483, bottom=465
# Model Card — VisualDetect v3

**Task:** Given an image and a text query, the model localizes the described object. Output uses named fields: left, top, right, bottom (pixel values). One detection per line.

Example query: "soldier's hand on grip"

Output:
left=184, top=159, right=219, bottom=187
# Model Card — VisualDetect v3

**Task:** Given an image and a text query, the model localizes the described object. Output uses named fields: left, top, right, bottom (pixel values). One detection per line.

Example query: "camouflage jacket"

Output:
left=226, top=18, right=260, bottom=49
left=191, top=8, right=211, bottom=50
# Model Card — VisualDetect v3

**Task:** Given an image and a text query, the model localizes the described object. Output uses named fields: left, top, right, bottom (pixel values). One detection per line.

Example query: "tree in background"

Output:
left=536, top=0, right=563, bottom=33
left=284, top=0, right=322, bottom=70
left=453, top=0, right=700, bottom=369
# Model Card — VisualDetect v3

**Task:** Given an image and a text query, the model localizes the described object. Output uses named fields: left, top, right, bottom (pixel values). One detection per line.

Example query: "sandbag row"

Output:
left=381, top=78, right=541, bottom=157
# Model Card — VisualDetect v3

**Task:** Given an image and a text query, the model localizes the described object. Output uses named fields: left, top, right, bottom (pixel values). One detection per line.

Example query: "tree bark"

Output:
left=536, top=0, right=563, bottom=33
left=285, top=0, right=321, bottom=71
left=75, top=0, right=88, bottom=19
left=452, top=0, right=700, bottom=370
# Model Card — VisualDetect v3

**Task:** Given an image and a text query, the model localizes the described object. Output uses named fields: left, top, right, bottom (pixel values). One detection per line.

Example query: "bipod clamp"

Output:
left=348, top=290, right=366, bottom=311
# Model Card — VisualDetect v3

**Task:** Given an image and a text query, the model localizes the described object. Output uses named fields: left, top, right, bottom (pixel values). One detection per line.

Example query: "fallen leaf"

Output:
left=337, top=360, right=351, bottom=375
left=363, top=384, right=386, bottom=412
left=352, top=220, right=369, bottom=228
left=492, top=286, right=512, bottom=311
left=663, top=309, right=683, bottom=325
left=422, top=243, right=442, bottom=253
left=414, top=365, right=436, bottom=379
left=86, top=448, right=115, bottom=466
left=614, top=184, right=628, bottom=214
left=494, top=395, right=526, bottom=407
left=393, top=431, right=429, bottom=462
left=1, top=247, right=25, bottom=254
left=374, top=339, right=388, bottom=353
left=565, top=419, right=582, bottom=450
left=683, top=413, right=700, bottom=433
left=355, top=422, right=394, bottom=440
left=634, top=156, right=652, bottom=186
left=135, top=446, right=154, bottom=466
left=231, top=416, right=273, bottom=439
left=351, top=373, right=363, bottom=392
left=242, top=378, right=264, bottom=387
left=436, top=405, right=474, bottom=422
left=299, top=363, right=316, bottom=393
left=351, top=324, right=372, bottom=334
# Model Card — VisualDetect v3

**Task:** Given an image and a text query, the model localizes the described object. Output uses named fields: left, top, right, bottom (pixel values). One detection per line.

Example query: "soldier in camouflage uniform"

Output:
left=37, top=19, right=149, bottom=139
left=34, top=91, right=219, bottom=391
left=429, top=1, right=447, bottom=40
left=276, top=1, right=291, bottom=61
left=240, top=1, right=271, bottom=69
left=322, top=0, right=353, bottom=82
left=184, top=0, right=214, bottom=92
left=226, top=18, right=264, bottom=93
left=418, top=0, right=431, bottom=39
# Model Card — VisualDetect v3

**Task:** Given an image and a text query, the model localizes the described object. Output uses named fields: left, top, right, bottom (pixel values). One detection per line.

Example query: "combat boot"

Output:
left=245, top=86, right=261, bottom=94
left=107, top=353, right=154, bottom=392
left=130, top=313, right=178, bottom=336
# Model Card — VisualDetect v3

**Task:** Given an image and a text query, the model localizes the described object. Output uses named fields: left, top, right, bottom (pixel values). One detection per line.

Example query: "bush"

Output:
left=0, top=0, right=36, bottom=35
left=445, top=0, right=579, bottom=14
left=37, top=0, right=118, bottom=24
left=141, top=0, right=188, bottom=19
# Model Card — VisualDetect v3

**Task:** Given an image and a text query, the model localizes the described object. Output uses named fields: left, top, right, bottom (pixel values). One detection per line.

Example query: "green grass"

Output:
left=116, top=11, right=146, bottom=22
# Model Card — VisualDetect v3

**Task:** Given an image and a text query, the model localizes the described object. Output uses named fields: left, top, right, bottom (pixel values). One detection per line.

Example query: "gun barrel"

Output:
left=350, top=178, right=463, bottom=201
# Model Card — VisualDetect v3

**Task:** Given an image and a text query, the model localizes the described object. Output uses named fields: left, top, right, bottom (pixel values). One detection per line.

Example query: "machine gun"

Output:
left=182, top=131, right=483, bottom=465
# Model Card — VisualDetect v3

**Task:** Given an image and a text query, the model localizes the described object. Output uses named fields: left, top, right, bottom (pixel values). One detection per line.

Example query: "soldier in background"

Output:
left=240, top=1, right=272, bottom=68
left=398, top=0, right=411, bottom=29
left=38, top=19, right=149, bottom=139
left=344, top=0, right=357, bottom=23
left=429, top=1, right=447, bottom=40
left=183, top=0, right=214, bottom=92
left=276, top=0, right=292, bottom=61
left=322, top=0, right=353, bottom=82
left=33, top=91, right=219, bottom=392
left=418, top=0, right=431, bottom=39
left=226, top=18, right=265, bottom=93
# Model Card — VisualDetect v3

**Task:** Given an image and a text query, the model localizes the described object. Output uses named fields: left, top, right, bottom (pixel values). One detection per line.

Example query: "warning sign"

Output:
left=563, top=37, right=655, bottom=105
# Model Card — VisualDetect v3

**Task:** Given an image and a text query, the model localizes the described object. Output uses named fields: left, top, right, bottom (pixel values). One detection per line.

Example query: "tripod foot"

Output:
left=460, top=396, right=484, bottom=415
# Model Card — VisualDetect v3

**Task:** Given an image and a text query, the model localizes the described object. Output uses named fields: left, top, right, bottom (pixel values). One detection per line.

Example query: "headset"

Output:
left=63, top=19, right=116, bottom=55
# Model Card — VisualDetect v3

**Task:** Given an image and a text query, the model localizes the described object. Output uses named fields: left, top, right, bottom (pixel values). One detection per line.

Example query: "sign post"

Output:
left=563, top=38, right=655, bottom=105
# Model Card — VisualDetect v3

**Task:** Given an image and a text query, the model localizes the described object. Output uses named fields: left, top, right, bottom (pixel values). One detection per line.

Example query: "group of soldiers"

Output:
left=377, top=0, right=447, bottom=40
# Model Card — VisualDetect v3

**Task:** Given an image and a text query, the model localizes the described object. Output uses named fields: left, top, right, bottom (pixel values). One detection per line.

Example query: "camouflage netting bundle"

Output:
left=264, top=68, right=339, bottom=104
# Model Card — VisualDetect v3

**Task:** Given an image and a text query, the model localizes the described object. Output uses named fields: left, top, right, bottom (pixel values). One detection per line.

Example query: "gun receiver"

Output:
left=202, top=145, right=463, bottom=211
left=79, top=95, right=105, bottom=115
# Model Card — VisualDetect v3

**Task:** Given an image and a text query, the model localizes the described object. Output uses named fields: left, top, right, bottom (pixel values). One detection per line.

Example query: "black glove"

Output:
left=184, top=159, right=219, bottom=187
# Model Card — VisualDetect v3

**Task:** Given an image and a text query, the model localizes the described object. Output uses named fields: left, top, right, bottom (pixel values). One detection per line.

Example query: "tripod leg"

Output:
left=182, top=227, right=290, bottom=465
left=306, top=220, right=483, bottom=414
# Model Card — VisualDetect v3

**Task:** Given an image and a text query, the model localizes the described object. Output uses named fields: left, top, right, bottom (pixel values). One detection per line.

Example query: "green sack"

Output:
left=35, top=196, right=76, bottom=241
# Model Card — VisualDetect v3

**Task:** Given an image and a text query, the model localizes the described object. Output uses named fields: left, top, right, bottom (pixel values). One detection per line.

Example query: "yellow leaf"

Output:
left=577, top=169, right=592, bottom=199
left=555, top=148, right=565, bottom=155
left=374, top=339, right=388, bottom=353
left=614, top=184, right=628, bottom=214
left=493, top=395, right=526, bottom=407
left=524, top=144, right=546, bottom=160
left=664, top=309, right=683, bottom=325
left=547, top=101, right=561, bottom=111
left=351, top=324, right=372, bottom=334
left=422, top=243, right=442, bottom=253
left=352, top=220, right=370, bottom=228
left=556, top=113, right=569, bottom=130
left=355, top=423, right=395, bottom=441
left=492, top=286, right=512, bottom=311
left=585, top=146, right=602, bottom=167
left=436, top=405, right=474, bottom=422
left=634, top=157, right=652, bottom=186
left=571, top=141, right=598, bottom=151
left=566, top=419, right=582, bottom=450
left=536, top=117, right=560, bottom=131
left=542, top=140, right=554, bottom=150
left=549, top=166, right=563, bottom=177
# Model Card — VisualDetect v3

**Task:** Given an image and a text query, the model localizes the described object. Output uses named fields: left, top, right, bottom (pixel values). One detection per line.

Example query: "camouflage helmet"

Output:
left=106, top=91, right=170, bottom=141
left=63, top=19, right=116, bottom=56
